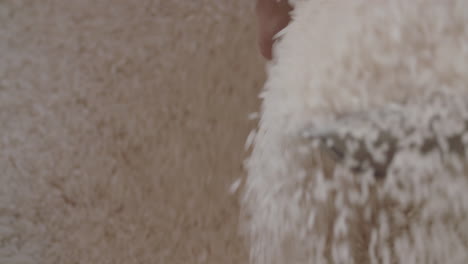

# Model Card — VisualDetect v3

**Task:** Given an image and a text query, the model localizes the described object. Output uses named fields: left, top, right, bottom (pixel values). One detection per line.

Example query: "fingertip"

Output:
left=258, top=39, right=273, bottom=60
left=258, top=27, right=275, bottom=60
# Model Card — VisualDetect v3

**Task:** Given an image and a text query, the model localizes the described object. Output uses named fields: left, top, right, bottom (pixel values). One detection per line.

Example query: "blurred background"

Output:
left=0, top=1, right=264, bottom=263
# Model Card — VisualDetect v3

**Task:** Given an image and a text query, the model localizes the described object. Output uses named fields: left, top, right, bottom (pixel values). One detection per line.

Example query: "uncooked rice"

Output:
left=243, top=0, right=468, bottom=263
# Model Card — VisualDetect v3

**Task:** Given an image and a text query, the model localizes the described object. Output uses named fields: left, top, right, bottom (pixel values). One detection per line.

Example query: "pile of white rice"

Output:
left=243, top=1, right=468, bottom=263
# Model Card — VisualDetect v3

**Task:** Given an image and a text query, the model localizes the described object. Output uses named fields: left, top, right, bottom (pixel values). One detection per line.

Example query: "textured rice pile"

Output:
left=0, top=1, right=263, bottom=263
left=244, top=1, right=468, bottom=263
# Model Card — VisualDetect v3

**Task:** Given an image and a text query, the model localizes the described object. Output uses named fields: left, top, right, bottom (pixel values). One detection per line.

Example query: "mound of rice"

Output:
left=243, top=1, right=468, bottom=263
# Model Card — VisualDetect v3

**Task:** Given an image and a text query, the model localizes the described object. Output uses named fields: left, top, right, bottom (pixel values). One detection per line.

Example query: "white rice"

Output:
left=243, top=0, right=468, bottom=263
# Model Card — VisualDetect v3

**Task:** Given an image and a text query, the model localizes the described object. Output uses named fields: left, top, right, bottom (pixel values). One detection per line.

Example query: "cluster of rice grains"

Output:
left=242, top=0, right=468, bottom=262
left=244, top=90, right=468, bottom=264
